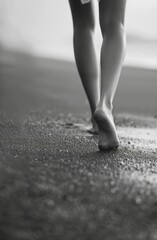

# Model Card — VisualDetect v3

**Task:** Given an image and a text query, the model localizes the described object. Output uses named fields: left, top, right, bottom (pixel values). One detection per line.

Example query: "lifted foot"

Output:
left=94, top=109, right=119, bottom=150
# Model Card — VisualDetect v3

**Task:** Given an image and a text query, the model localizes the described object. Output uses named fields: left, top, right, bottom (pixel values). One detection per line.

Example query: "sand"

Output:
left=0, top=51, right=157, bottom=240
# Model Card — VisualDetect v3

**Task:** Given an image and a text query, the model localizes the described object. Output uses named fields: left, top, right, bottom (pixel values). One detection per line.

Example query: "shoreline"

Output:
left=0, top=50, right=157, bottom=116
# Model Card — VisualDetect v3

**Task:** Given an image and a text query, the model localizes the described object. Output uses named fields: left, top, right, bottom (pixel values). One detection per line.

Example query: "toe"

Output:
left=87, top=127, right=99, bottom=135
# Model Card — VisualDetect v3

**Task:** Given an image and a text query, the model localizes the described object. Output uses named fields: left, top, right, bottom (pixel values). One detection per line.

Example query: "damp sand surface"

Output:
left=0, top=53, right=157, bottom=240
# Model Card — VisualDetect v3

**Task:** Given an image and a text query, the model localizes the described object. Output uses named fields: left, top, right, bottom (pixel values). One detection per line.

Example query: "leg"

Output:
left=69, top=0, right=99, bottom=133
left=94, top=0, right=127, bottom=150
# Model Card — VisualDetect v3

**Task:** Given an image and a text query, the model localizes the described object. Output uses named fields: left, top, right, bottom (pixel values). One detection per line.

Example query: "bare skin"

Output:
left=69, top=0, right=99, bottom=134
left=69, top=0, right=127, bottom=150
left=87, top=116, right=99, bottom=134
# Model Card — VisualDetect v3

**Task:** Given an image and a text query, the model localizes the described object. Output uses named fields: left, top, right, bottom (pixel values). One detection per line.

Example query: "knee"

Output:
left=73, top=16, right=95, bottom=33
left=100, top=19, right=125, bottom=37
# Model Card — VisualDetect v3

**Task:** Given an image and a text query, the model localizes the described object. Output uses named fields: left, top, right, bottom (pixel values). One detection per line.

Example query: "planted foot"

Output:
left=93, top=109, right=119, bottom=150
left=87, top=117, right=98, bottom=135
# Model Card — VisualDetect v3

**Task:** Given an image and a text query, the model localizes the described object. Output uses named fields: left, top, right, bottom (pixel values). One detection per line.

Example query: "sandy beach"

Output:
left=0, top=51, right=157, bottom=240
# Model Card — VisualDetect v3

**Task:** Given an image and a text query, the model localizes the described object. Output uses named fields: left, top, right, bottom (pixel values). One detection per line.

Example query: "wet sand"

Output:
left=0, top=52, right=157, bottom=240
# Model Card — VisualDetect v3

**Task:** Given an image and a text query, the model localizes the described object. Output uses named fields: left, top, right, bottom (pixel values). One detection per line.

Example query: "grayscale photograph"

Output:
left=0, top=0, right=157, bottom=239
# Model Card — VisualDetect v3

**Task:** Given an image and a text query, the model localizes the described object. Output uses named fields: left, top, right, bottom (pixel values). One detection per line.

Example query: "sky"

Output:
left=0, top=0, right=157, bottom=67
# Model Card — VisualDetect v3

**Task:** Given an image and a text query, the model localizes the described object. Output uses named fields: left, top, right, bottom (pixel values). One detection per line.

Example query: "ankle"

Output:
left=96, top=101, right=113, bottom=113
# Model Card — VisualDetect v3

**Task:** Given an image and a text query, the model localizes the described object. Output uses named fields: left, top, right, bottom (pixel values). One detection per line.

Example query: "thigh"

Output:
left=69, top=0, right=96, bottom=29
left=99, top=0, right=127, bottom=26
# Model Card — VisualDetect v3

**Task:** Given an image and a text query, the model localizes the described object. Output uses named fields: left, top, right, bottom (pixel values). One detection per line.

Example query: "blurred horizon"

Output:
left=0, top=0, right=157, bottom=69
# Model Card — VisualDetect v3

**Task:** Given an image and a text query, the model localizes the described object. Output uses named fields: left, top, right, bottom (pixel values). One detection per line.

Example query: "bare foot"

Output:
left=87, top=117, right=98, bottom=135
left=93, top=109, right=119, bottom=150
